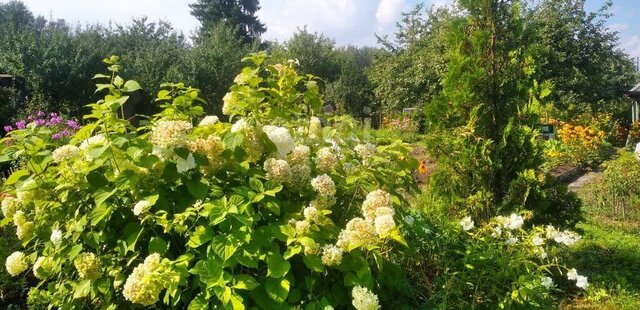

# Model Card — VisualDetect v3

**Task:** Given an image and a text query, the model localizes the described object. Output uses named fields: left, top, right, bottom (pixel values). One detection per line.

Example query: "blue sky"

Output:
left=2, top=0, right=639, bottom=59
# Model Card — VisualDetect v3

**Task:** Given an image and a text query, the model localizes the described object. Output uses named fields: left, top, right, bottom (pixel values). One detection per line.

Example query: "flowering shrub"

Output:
left=2, top=111, right=81, bottom=141
left=0, top=53, right=418, bottom=308
left=554, top=121, right=609, bottom=168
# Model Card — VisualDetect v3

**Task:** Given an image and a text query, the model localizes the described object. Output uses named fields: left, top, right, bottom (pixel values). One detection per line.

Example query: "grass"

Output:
left=559, top=182, right=640, bottom=309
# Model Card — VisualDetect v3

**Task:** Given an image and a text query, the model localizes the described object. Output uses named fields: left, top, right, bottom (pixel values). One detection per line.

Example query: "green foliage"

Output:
left=369, top=5, right=451, bottom=115
left=0, top=53, right=419, bottom=308
left=535, top=0, right=638, bottom=113
left=189, top=0, right=265, bottom=42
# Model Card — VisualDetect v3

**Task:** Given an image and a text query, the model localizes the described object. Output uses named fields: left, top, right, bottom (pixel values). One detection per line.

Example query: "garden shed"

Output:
left=629, top=81, right=640, bottom=123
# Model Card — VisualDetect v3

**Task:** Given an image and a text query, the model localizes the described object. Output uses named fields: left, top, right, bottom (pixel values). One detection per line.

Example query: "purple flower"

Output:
left=15, top=120, right=27, bottom=129
left=35, top=119, right=46, bottom=126
left=62, top=129, right=70, bottom=136
left=52, top=133, right=62, bottom=140
left=50, top=112, right=58, bottom=118
left=27, top=115, right=35, bottom=121
left=37, top=111, right=45, bottom=117
left=3, top=125, right=13, bottom=132
left=67, top=120, right=79, bottom=129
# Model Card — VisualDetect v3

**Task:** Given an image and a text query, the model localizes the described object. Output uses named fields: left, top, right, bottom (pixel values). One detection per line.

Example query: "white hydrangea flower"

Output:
left=460, top=216, right=474, bottom=231
left=149, top=120, right=192, bottom=149
left=361, top=190, right=393, bottom=222
left=336, top=218, right=377, bottom=250
left=33, top=256, right=54, bottom=279
left=263, top=125, right=295, bottom=157
left=5, top=251, right=28, bottom=277
left=321, top=245, right=343, bottom=266
left=541, top=276, right=553, bottom=289
left=354, top=143, right=376, bottom=159
left=545, top=225, right=560, bottom=239
left=264, top=158, right=292, bottom=183
left=352, top=286, right=380, bottom=310
left=311, top=174, right=336, bottom=197
left=16, top=179, right=36, bottom=202
left=303, top=206, right=319, bottom=222
left=287, top=164, right=311, bottom=190
left=74, top=252, right=102, bottom=280
left=1, top=196, right=19, bottom=218
left=222, top=92, right=238, bottom=115
left=315, top=147, right=338, bottom=172
left=123, top=253, right=164, bottom=306
left=566, top=268, right=578, bottom=281
left=52, top=145, right=80, bottom=163
left=50, top=229, right=63, bottom=246
left=288, top=145, right=310, bottom=166
left=309, top=116, right=322, bottom=139
left=80, top=134, right=107, bottom=151
left=198, top=115, right=219, bottom=127
left=295, top=220, right=311, bottom=235
left=231, top=118, right=250, bottom=133
left=575, top=275, right=589, bottom=289
left=535, top=247, right=548, bottom=259
left=374, top=215, right=396, bottom=236
left=133, top=200, right=153, bottom=216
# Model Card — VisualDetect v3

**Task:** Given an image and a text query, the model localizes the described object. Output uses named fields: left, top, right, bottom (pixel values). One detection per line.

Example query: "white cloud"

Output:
left=375, top=0, right=405, bottom=32
left=622, top=35, right=640, bottom=60
left=608, top=23, right=629, bottom=33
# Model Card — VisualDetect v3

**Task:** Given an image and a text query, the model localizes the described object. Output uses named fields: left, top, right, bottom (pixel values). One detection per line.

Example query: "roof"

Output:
left=629, top=82, right=640, bottom=99
left=0, top=74, right=15, bottom=78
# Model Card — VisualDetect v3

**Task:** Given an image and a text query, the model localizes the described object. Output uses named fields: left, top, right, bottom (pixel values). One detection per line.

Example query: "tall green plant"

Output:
left=424, top=0, right=571, bottom=223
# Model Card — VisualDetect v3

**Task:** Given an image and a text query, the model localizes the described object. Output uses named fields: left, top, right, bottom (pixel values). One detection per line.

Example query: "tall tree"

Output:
left=189, top=0, right=266, bottom=42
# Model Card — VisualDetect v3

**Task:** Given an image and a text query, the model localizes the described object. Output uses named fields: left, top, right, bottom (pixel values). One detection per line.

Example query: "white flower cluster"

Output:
left=321, top=245, right=344, bottom=266
left=1, top=196, right=19, bottom=218
left=13, top=211, right=35, bottom=241
left=315, top=147, right=338, bottom=172
left=33, top=256, right=54, bottom=279
left=490, top=213, right=524, bottom=238
left=133, top=200, right=153, bottom=216
left=263, top=125, right=295, bottom=157
left=222, top=92, right=240, bottom=116
left=74, top=252, right=102, bottom=280
left=16, top=179, right=36, bottom=202
left=231, top=118, right=250, bottom=133
left=295, top=220, right=311, bottom=235
left=149, top=120, right=192, bottom=149
left=460, top=216, right=474, bottom=231
left=336, top=218, right=377, bottom=250
left=352, top=286, right=380, bottom=310
left=264, top=158, right=292, bottom=184
left=5, top=251, right=28, bottom=277
left=308, top=116, right=322, bottom=139
left=541, top=276, right=553, bottom=289
left=187, top=135, right=224, bottom=164
left=50, top=229, right=63, bottom=246
left=198, top=115, right=219, bottom=127
left=288, top=162, right=311, bottom=190
left=288, top=145, right=310, bottom=166
left=360, top=190, right=396, bottom=237
left=123, top=253, right=164, bottom=306
left=567, top=268, right=589, bottom=289
left=52, top=145, right=80, bottom=163
left=354, top=143, right=376, bottom=164
left=303, top=206, right=319, bottom=222
left=545, top=226, right=581, bottom=246
left=311, top=174, right=336, bottom=197
left=80, top=134, right=107, bottom=151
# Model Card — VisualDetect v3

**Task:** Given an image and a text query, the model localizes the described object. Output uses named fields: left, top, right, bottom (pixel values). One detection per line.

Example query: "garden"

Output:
left=1, top=0, right=640, bottom=309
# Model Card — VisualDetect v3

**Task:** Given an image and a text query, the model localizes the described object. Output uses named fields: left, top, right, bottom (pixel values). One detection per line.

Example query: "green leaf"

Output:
left=74, top=279, right=92, bottom=299
left=187, top=177, right=209, bottom=199
left=212, top=235, right=237, bottom=261
left=5, top=169, right=29, bottom=185
left=123, top=222, right=143, bottom=252
left=191, top=258, right=223, bottom=288
left=86, top=170, right=109, bottom=188
left=267, top=253, right=290, bottom=278
left=123, top=80, right=142, bottom=92
left=233, top=274, right=259, bottom=290
left=148, top=237, right=168, bottom=255
left=265, top=277, right=290, bottom=303
left=187, top=226, right=214, bottom=248
left=303, top=255, right=324, bottom=273
left=208, top=201, right=227, bottom=225
left=187, top=293, right=209, bottom=310
left=93, top=188, right=117, bottom=207
left=223, top=132, right=244, bottom=150
left=249, top=178, right=264, bottom=193
left=89, top=203, right=114, bottom=226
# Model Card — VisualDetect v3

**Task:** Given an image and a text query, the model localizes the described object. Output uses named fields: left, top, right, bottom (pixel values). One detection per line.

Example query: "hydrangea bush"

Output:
left=0, top=53, right=418, bottom=309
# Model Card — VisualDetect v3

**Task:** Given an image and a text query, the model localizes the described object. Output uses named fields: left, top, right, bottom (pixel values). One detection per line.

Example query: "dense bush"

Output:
left=0, top=53, right=420, bottom=309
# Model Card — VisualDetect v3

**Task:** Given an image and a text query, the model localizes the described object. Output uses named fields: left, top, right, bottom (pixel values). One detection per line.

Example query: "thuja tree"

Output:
left=424, top=0, right=580, bottom=225
left=0, top=53, right=417, bottom=308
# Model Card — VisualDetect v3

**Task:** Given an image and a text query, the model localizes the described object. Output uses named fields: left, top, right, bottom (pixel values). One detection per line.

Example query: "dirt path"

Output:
left=567, top=168, right=602, bottom=192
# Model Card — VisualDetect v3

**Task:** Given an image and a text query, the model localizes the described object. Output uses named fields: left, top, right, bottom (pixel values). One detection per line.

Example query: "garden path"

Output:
left=567, top=168, right=602, bottom=192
